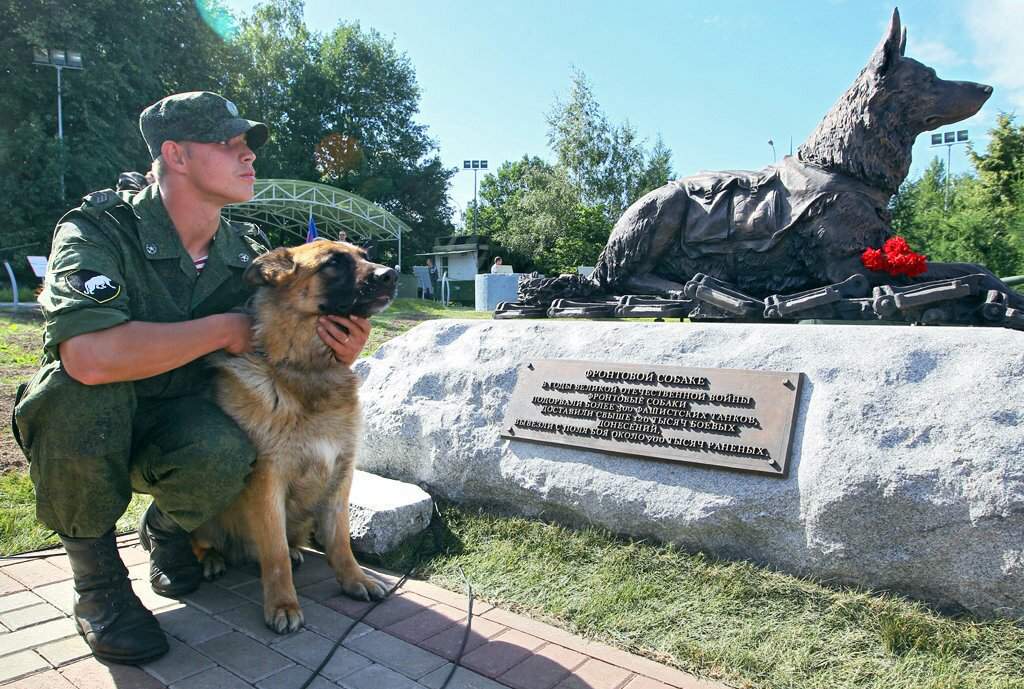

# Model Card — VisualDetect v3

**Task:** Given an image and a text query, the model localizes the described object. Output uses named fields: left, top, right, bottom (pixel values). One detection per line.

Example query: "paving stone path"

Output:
left=0, top=535, right=728, bottom=689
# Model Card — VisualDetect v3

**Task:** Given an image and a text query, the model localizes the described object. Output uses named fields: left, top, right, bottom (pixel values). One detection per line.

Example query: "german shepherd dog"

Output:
left=583, top=9, right=1019, bottom=307
left=192, top=240, right=397, bottom=633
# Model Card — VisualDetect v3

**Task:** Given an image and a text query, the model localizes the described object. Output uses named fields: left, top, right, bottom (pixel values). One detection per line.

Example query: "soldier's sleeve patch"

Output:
left=65, top=270, right=122, bottom=304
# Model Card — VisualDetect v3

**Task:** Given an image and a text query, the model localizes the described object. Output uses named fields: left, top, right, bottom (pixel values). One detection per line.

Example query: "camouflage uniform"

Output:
left=13, top=92, right=271, bottom=539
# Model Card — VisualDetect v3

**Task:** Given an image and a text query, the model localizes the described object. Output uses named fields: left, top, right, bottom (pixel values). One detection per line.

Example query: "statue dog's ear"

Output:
left=244, top=247, right=297, bottom=287
left=870, top=8, right=903, bottom=75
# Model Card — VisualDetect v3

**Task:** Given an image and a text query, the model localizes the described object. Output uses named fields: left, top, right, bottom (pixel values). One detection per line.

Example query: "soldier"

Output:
left=115, top=171, right=147, bottom=192
left=12, top=92, right=372, bottom=664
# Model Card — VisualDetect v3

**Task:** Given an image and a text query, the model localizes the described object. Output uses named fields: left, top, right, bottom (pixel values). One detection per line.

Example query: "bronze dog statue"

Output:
left=511, top=9, right=1022, bottom=327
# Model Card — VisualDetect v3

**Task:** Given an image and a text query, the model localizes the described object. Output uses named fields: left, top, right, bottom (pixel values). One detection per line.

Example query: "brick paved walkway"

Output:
left=0, top=535, right=728, bottom=689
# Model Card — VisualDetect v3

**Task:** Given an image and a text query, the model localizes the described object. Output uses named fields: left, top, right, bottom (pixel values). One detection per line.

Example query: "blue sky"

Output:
left=221, top=0, right=1023, bottom=226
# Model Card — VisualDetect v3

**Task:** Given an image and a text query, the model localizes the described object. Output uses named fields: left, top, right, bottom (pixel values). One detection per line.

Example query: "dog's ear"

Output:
left=244, top=247, right=296, bottom=287
left=869, top=8, right=903, bottom=76
left=899, top=26, right=907, bottom=57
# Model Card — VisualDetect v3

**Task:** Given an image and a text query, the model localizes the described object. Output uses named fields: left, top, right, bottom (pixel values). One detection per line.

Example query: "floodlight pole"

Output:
left=55, top=66, right=63, bottom=141
left=33, top=48, right=83, bottom=202
left=945, top=144, right=952, bottom=210
left=929, top=130, right=969, bottom=213
left=55, top=65, right=64, bottom=200
left=462, top=160, right=488, bottom=234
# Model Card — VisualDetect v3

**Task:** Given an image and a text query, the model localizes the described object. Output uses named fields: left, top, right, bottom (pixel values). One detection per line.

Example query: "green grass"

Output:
left=0, top=471, right=151, bottom=555
left=380, top=298, right=493, bottom=320
left=381, top=505, right=1024, bottom=689
left=363, top=298, right=490, bottom=356
left=0, top=286, right=40, bottom=303
left=0, top=314, right=44, bottom=394
left=0, top=319, right=43, bottom=368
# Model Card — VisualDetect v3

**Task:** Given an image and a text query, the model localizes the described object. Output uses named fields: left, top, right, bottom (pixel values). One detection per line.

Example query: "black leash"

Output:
left=3, top=511, right=474, bottom=689
left=299, top=505, right=473, bottom=689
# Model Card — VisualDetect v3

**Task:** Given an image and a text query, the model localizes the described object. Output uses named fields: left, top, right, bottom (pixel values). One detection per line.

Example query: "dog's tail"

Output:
left=517, top=273, right=606, bottom=305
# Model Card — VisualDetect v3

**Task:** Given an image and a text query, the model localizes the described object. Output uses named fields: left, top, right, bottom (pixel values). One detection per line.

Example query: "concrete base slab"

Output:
left=348, top=471, right=433, bottom=556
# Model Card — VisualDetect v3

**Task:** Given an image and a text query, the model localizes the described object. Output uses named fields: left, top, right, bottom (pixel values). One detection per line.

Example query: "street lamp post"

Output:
left=32, top=47, right=84, bottom=201
left=768, top=139, right=777, bottom=163
left=929, top=129, right=970, bottom=212
left=462, top=159, right=488, bottom=233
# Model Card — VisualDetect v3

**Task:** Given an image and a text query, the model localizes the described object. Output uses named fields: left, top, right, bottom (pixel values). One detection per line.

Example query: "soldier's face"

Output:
left=183, top=134, right=257, bottom=205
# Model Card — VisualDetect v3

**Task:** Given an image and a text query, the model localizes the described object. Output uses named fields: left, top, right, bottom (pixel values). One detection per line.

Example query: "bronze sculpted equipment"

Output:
left=500, top=10, right=1023, bottom=330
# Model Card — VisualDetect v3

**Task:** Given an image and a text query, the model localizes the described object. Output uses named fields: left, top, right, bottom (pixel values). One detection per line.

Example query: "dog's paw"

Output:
left=265, top=601, right=304, bottom=634
left=338, top=571, right=387, bottom=601
left=201, top=550, right=227, bottom=581
left=289, top=547, right=304, bottom=568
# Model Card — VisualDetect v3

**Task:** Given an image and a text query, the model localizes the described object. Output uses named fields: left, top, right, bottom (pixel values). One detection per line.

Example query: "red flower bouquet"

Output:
left=861, top=236, right=928, bottom=278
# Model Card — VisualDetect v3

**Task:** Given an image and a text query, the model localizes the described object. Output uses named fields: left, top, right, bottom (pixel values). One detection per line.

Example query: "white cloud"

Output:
left=909, top=39, right=963, bottom=69
left=966, top=0, right=1024, bottom=110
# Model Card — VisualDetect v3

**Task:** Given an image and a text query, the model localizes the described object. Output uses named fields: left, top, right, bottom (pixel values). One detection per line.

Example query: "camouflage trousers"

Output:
left=13, top=361, right=255, bottom=538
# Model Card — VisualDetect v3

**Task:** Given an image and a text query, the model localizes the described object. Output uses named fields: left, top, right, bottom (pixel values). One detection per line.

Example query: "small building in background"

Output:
left=418, top=235, right=494, bottom=305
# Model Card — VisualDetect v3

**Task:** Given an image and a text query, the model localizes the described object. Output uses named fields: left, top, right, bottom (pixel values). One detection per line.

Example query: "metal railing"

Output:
left=3, top=262, right=19, bottom=309
left=440, top=271, right=451, bottom=306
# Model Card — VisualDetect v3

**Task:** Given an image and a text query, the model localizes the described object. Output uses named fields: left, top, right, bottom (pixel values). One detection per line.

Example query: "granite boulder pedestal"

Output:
left=353, top=319, right=1024, bottom=619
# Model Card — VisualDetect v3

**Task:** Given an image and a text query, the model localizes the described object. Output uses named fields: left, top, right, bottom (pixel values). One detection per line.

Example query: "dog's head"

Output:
left=799, top=8, right=993, bottom=194
left=867, top=9, right=991, bottom=135
left=244, top=240, right=398, bottom=317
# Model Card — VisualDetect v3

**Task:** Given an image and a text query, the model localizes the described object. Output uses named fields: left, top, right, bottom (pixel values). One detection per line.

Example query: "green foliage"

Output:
left=472, top=71, right=673, bottom=274
left=549, top=204, right=610, bottom=275
left=221, top=0, right=456, bottom=267
left=1, top=0, right=454, bottom=275
left=547, top=70, right=671, bottom=221
left=0, top=0, right=235, bottom=274
left=968, top=113, right=1024, bottom=209
left=891, top=116, right=1024, bottom=277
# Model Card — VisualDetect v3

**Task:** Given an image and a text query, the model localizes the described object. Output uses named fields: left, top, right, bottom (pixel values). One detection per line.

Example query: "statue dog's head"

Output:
left=866, top=9, right=991, bottom=136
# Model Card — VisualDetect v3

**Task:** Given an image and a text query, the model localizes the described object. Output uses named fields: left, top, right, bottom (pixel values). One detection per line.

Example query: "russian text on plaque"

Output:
left=500, top=360, right=803, bottom=476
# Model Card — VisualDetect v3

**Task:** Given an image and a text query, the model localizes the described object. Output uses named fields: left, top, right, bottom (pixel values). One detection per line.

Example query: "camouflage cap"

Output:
left=139, top=91, right=269, bottom=160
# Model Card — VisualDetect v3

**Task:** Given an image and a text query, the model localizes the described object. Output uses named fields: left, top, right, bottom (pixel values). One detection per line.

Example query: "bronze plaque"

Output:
left=500, top=360, right=803, bottom=476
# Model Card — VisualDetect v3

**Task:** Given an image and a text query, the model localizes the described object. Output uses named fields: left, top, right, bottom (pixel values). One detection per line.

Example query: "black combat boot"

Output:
left=138, top=502, right=203, bottom=597
left=60, top=529, right=168, bottom=664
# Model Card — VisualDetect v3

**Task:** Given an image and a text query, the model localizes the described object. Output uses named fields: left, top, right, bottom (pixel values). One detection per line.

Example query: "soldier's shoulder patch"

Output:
left=66, top=270, right=122, bottom=304
left=82, top=189, right=120, bottom=211
left=236, top=222, right=271, bottom=254
left=234, top=220, right=261, bottom=237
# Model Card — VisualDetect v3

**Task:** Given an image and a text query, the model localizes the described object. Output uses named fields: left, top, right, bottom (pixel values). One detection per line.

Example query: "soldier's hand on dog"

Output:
left=317, top=315, right=370, bottom=366
left=218, top=313, right=255, bottom=355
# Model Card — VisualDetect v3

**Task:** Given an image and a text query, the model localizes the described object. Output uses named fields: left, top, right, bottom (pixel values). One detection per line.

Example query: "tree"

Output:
left=891, top=150, right=1023, bottom=277
left=0, top=0, right=235, bottom=273
left=473, top=157, right=553, bottom=235
left=968, top=113, right=1024, bottom=209
left=546, top=69, right=673, bottom=222
left=223, top=2, right=455, bottom=266
left=473, top=71, right=673, bottom=273
left=222, top=0, right=322, bottom=182
left=2, top=0, right=455, bottom=275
